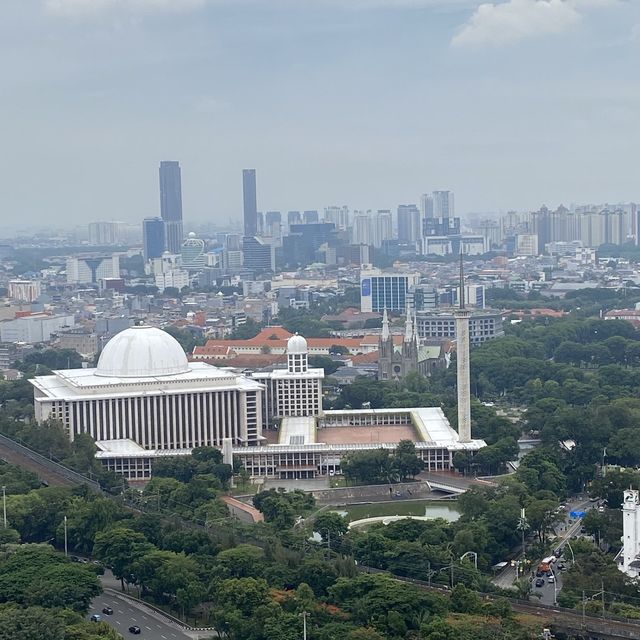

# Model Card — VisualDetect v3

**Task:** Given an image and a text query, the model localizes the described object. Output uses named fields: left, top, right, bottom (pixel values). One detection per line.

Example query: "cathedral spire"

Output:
left=404, top=302, right=413, bottom=342
left=381, top=308, right=390, bottom=341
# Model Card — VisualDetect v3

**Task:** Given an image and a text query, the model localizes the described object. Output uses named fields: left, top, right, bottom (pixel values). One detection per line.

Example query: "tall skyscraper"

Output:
left=303, top=210, right=319, bottom=224
left=159, top=161, right=183, bottom=254
left=287, top=211, right=302, bottom=231
left=243, top=169, right=258, bottom=237
left=432, top=190, right=455, bottom=218
left=351, top=210, right=393, bottom=248
left=397, top=205, right=421, bottom=244
left=143, top=217, right=166, bottom=262
left=420, top=194, right=434, bottom=219
left=324, top=206, right=350, bottom=231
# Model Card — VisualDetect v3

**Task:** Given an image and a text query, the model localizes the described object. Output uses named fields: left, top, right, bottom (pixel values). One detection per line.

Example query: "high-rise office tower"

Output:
left=243, top=169, right=258, bottom=237
left=159, top=161, right=183, bottom=254
left=142, top=217, right=166, bottom=262
left=397, top=205, right=421, bottom=244
left=432, top=191, right=455, bottom=218
left=264, top=211, right=282, bottom=240
left=373, top=210, right=393, bottom=248
left=324, top=206, right=350, bottom=231
left=287, top=211, right=302, bottom=231
left=420, top=194, right=434, bottom=220
left=303, top=210, right=319, bottom=224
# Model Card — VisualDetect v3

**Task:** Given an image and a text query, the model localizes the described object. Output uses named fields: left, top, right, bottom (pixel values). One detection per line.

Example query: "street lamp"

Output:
left=63, top=515, right=68, bottom=557
left=300, top=611, right=309, bottom=640
left=2, top=486, right=6, bottom=529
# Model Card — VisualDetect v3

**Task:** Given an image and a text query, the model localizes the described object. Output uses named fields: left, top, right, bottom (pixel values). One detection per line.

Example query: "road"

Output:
left=88, top=592, right=195, bottom=640
left=492, top=496, right=593, bottom=593
left=90, top=571, right=208, bottom=640
left=533, top=565, right=564, bottom=606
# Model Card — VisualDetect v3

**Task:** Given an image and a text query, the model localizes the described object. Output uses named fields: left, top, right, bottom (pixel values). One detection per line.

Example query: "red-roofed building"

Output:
left=192, top=326, right=382, bottom=358
left=604, top=309, right=640, bottom=327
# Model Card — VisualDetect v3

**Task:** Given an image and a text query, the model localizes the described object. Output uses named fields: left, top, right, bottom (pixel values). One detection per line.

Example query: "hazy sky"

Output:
left=1, top=0, right=639, bottom=229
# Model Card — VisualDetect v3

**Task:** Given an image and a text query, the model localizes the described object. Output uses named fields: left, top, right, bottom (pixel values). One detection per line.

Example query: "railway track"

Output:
left=358, top=565, right=640, bottom=639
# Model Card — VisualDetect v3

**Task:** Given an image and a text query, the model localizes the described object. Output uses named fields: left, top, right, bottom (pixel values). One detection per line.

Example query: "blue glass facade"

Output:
left=369, top=275, right=409, bottom=313
left=143, top=217, right=165, bottom=262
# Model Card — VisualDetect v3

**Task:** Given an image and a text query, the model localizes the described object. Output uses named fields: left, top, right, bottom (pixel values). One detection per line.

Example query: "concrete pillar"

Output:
left=455, top=308, right=472, bottom=443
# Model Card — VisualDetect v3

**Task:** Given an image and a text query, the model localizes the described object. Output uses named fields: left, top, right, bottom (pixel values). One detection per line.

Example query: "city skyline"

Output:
left=1, top=1, right=639, bottom=228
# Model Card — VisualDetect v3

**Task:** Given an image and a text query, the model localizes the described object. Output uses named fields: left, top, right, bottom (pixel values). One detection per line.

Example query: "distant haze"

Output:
left=1, top=0, right=639, bottom=227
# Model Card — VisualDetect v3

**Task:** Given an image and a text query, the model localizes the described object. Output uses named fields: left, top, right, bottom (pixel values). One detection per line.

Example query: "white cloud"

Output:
left=451, top=0, right=617, bottom=48
left=44, top=0, right=207, bottom=16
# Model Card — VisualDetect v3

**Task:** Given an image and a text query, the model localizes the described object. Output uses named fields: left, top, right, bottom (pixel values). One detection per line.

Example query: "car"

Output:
left=128, top=626, right=141, bottom=635
left=102, top=606, right=113, bottom=615
left=90, top=614, right=102, bottom=622
left=557, top=563, right=566, bottom=570
left=535, top=578, right=545, bottom=587
left=548, top=575, right=555, bottom=583
left=535, top=570, right=543, bottom=577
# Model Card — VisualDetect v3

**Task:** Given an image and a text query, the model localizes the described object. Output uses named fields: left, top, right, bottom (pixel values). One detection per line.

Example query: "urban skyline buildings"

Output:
left=397, top=204, right=421, bottom=245
left=159, top=161, right=183, bottom=254
left=243, top=169, right=258, bottom=238
left=142, top=217, right=165, bottom=262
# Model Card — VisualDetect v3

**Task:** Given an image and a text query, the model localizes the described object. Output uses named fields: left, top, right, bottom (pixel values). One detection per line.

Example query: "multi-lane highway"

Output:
left=89, top=571, right=205, bottom=640
left=88, top=592, right=195, bottom=640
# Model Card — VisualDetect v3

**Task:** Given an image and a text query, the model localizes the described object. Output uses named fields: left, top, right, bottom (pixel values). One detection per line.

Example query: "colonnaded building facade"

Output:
left=31, top=325, right=264, bottom=454
left=31, top=324, right=486, bottom=481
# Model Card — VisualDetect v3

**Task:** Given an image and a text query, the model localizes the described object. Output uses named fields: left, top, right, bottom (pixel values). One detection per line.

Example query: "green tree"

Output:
left=393, top=440, right=425, bottom=481
left=0, top=545, right=101, bottom=613
left=93, top=527, right=156, bottom=590
left=314, top=512, right=348, bottom=541
left=0, top=605, right=65, bottom=640
left=215, top=544, right=266, bottom=579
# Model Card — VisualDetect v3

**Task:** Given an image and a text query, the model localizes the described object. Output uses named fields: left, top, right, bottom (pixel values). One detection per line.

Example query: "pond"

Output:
left=338, top=499, right=459, bottom=523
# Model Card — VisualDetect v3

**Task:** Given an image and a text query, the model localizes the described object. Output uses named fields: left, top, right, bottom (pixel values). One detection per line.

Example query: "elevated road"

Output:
left=0, top=432, right=101, bottom=491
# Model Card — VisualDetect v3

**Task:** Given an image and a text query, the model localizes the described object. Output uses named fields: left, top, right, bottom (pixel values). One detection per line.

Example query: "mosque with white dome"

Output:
left=31, top=323, right=485, bottom=481
left=30, top=324, right=264, bottom=478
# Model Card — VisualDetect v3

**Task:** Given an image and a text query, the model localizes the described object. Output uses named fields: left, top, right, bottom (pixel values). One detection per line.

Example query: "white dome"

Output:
left=287, top=334, right=308, bottom=355
left=96, top=325, right=190, bottom=378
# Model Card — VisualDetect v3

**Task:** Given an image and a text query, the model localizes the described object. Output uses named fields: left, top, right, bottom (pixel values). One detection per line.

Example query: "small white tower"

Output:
left=287, top=333, right=308, bottom=374
left=621, top=489, right=640, bottom=577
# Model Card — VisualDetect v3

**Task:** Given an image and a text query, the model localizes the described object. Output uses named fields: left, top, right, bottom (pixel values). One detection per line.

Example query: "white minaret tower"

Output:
left=621, top=489, right=640, bottom=577
left=455, top=253, right=472, bottom=443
